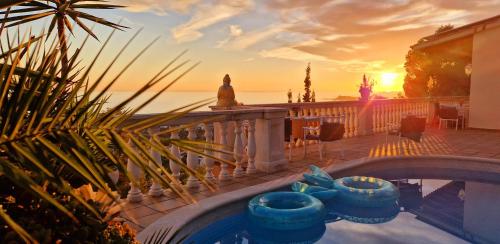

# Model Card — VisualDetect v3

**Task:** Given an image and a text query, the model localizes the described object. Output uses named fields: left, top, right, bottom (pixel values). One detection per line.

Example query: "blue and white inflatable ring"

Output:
left=333, top=176, right=399, bottom=208
left=248, top=191, right=325, bottom=230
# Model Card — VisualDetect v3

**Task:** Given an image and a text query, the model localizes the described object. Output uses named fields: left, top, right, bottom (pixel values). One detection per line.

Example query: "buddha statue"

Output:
left=216, top=74, right=237, bottom=107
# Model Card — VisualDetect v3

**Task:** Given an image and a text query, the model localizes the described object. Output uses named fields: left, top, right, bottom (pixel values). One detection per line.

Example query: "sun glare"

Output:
left=380, top=73, right=398, bottom=90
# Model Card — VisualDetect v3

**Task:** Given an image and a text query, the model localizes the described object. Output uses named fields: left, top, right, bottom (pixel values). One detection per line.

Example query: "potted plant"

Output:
left=359, top=74, right=375, bottom=101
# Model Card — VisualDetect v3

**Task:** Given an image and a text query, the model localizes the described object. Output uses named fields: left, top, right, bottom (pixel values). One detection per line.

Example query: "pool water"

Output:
left=185, top=199, right=468, bottom=244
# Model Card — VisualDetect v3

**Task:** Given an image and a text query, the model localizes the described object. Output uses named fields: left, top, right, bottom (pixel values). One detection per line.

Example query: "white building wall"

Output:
left=464, top=182, right=500, bottom=243
left=470, top=27, right=500, bottom=129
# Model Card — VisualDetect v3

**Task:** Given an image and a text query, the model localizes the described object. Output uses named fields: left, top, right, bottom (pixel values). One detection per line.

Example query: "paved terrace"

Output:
left=120, top=128, right=500, bottom=232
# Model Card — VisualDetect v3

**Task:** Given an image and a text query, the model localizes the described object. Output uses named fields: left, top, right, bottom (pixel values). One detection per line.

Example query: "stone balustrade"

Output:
left=252, top=96, right=469, bottom=147
left=122, top=96, right=468, bottom=203
left=124, top=107, right=288, bottom=202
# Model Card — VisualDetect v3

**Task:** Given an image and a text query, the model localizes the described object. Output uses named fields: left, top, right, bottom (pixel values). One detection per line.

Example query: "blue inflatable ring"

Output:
left=333, top=176, right=399, bottom=208
left=248, top=192, right=325, bottom=230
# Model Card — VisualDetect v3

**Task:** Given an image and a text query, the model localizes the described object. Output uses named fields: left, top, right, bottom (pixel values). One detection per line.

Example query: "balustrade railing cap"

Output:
left=125, top=106, right=288, bottom=127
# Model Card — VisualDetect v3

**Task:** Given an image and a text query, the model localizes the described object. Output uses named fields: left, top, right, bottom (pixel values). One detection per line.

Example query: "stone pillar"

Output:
left=254, top=109, right=288, bottom=172
left=357, top=102, right=374, bottom=136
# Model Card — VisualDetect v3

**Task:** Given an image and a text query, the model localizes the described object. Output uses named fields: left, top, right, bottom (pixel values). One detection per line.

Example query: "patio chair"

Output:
left=285, top=118, right=306, bottom=160
left=438, top=106, right=462, bottom=130
left=303, top=121, right=345, bottom=161
left=386, top=116, right=426, bottom=144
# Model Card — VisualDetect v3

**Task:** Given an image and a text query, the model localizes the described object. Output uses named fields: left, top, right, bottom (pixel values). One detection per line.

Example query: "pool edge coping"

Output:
left=136, top=155, right=500, bottom=242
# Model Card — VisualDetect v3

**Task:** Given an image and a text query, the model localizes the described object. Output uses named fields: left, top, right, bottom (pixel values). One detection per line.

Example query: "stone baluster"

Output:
left=377, top=105, right=382, bottom=132
left=382, top=104, right=388, bottom=132
left=186, top=126, right=199, bottom=188
left=343, top=107, right=350, bottom=138
left=233, top=120, right=245, bottom=177
left=203, top=123, right=216, bottom=182
left=241, top=121, right=249, bottom=165
left=148, top=128, right=163, bottom=197
left=346, top=107, right=352, bottom=137
left=353, top=106, right=359, bottom=136
left=328, top=107, right=334, bottom=117
left=390, top=104, right=396, bottom=128
left=395, top=103, right=401, bottom=126
left=218, top=121, right=231, bottom=181
left=169, top=129, right=181, bottom=181
left=374, top=105, right=380, bottom=133
left=127, top=138, right=143, bottom=203
left=246, top=119, right=257, bottom=174
left=332, top=107, right=338, bottom=118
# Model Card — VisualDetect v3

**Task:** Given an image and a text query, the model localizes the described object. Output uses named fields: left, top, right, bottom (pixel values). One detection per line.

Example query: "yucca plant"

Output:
left=0, top=23, right=231, bottom=244
left=1, top=0, right=125, bottom=72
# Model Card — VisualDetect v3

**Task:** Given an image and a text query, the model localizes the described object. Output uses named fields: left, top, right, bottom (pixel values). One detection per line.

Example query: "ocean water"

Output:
left=104, top=91, right=346, bottom=114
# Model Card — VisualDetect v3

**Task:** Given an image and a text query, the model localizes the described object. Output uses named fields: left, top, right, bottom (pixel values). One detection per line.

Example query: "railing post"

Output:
left=254, top=109, right=288, bottom=172
left=148, top=128, right=163, bottom=197
left=203, top=123, right=216, bottom=182
left=186, top=126, right=199, bottom=188
left=126, top=138, right=143, bottom=203
left=358, top=101, right=374, bottom=136
left=233, top=120, right=245, bottom=177
left=246, top=119, right=257, bottom=174
left=218, top=121, right=231, bottom=181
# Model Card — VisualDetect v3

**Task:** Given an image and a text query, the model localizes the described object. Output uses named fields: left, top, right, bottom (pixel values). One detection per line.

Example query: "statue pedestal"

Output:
left=210, top=106, right=289, bottom=173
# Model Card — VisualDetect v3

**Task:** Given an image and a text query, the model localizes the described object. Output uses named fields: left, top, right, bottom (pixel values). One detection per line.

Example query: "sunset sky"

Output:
left=18, top=0, right=500, bottom=95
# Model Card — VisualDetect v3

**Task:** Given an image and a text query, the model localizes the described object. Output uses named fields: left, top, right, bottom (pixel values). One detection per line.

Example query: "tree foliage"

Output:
left=302, top=63, right=312, bottom=102
left=403, top=25, right=471, bottom=97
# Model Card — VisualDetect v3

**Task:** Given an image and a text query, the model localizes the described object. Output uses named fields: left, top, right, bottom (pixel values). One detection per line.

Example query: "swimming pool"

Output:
left=137, top=156, right=500, bottom=244
left=184, top=183, right=468, bottom=244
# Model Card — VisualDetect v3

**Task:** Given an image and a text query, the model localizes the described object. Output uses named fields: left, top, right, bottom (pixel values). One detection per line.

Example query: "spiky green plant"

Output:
left=1, top=0, right=125, bottom=72
left=0, top=25, right=231, bottom=243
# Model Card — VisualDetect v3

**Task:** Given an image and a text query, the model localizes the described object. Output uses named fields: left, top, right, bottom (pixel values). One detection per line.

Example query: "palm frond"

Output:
left=0, top=23, right=223, bottom=242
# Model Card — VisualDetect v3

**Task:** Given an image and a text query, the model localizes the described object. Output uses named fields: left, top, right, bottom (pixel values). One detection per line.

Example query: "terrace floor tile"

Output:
left=123, top=127, right=500, bottom=231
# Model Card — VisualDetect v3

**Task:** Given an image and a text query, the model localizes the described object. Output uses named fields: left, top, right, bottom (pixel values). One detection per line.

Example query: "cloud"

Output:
left=259, top=47, right=330, bottom=62
left=259, top=44, right=387, bottom=73
left=216, top=24, right=244, bottom=47
left=256, top=0, right=500, bottom=75
left=121, top=0, right=201, bottom=15
left=229, top=25, right=243, bottom=37
left=171, top=0, right=254, bottom=43
left=223, top=24, right=288, bottom=49
left=330, top=59, right=387, bottom=73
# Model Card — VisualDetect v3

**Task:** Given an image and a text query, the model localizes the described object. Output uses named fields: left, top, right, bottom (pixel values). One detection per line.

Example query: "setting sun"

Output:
left=380, top=72, right=398, bottom=90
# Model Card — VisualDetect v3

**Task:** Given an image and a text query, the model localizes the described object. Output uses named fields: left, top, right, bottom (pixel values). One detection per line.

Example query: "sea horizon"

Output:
left=104, top=90, right=401, bottom=114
